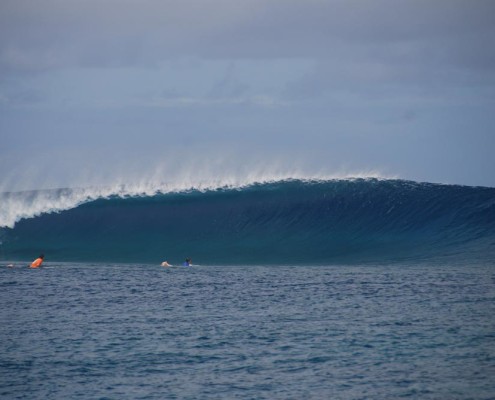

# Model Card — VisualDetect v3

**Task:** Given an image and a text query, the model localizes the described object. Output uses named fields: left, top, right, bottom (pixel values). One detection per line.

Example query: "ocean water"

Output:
left=1, top=178, right=494, bottom=398
left=1, top=262, right=494, bottom=399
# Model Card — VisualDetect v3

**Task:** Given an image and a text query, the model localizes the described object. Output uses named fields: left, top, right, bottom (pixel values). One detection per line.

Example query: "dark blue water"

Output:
left=1, top=262, right=494, bottom=399
left=2, top=179, right=495, bottom=265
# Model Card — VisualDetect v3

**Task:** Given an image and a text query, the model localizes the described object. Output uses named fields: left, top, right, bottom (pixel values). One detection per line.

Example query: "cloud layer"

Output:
left=1, top=0, right=494, bottom=189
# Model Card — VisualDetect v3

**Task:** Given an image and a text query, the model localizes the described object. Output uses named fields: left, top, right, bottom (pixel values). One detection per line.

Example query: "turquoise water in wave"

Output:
left=2, top=179, right=495, bottom=264
left=1, top=262, right=494, bottom=399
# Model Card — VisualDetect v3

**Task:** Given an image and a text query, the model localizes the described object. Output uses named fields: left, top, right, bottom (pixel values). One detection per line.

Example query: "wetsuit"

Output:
left=30, top=258, right=43, bottom=268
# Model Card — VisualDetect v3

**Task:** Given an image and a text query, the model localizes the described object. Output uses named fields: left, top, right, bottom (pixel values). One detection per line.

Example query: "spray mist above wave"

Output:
left=0, top=170, right=388, bottom=228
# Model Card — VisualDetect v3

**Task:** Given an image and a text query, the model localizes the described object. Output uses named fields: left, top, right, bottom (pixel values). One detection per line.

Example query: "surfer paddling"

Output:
left=161, top=261, right=172, bottom=267
left=183, top=258, right=192, bottom=266
left=30, top=254, right=44, bottom=268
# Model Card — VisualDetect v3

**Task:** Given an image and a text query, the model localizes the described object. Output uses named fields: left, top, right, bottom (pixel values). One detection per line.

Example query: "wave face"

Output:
left=1, top=179, right=494, bottom=264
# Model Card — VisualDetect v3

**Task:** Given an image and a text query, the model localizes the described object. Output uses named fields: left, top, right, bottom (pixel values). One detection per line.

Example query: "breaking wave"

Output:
left=1, top=178, right=494, bottom=264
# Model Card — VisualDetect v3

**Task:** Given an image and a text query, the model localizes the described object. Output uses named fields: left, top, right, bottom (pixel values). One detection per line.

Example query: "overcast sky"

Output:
left=1, top=0, right=494, bottom=190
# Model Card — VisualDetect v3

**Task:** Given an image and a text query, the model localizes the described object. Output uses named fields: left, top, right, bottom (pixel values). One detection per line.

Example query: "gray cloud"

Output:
left=1, top=0, right=494, bottom=188
left=1, top=0, right=494, bottom=73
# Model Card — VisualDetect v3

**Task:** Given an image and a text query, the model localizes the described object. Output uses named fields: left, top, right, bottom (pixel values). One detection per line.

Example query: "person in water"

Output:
left=183, top=258, right=191, bottom=266
left=30, top=254, right=44, bottom=268
left=161, top=261, right=172, bottom=267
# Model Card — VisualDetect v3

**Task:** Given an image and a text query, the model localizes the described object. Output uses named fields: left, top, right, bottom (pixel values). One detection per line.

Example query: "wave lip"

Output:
left=0, top=173, right=388, bottom=229
left=1, top=178, right=494, bottom=264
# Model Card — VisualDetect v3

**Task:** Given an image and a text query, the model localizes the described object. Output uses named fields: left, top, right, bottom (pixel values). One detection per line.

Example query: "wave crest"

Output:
left=0, top=172, right=387, bottom=228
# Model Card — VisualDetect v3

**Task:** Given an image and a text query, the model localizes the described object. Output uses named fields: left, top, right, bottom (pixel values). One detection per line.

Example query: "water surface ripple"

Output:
left=1, top=263, right=494, bottom=399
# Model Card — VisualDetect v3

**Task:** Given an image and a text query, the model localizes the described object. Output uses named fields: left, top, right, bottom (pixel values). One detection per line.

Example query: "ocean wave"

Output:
left=1, top=178, right=494, bottom=264
left=0, top=172, right=387, bottom=229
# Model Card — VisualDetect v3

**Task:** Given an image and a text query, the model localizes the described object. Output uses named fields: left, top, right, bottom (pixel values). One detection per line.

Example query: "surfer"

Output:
left=161, top=261, right=172, bottom=267
left=30, top=254, right=44, bottom=269
left=183, top=258, right=191, bottom=266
